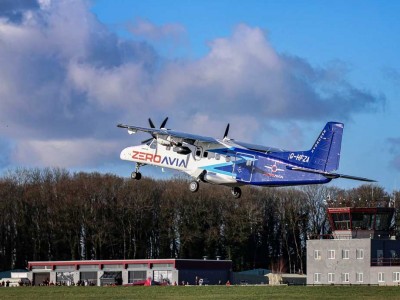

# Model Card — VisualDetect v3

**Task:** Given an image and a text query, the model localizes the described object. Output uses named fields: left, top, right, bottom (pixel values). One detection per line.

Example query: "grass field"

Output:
left=1, top=285, right=400, bottom=299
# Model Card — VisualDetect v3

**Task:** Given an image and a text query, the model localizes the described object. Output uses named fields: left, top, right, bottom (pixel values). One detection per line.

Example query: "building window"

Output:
left=314, top=250, right=321, bottom=260
left=314, top=273, right=321, bottom=283
left=393, top=272, right=400, bottom=282
left=328, top=250, right=335, bottom=259
left=356, top=272, right=363, bottom=283
left=378, top=272, right=385, bottom=282
left=342, top=249, right=350, bottom=259
left=128, top=271, right=147, bottom=283
left=342, top=273, right=349, bottom=283
left=153, top=270, right=172, bottom=284
left=328, top=273, right=335, bottom=283
left=356, top=249, right=364, bottom=259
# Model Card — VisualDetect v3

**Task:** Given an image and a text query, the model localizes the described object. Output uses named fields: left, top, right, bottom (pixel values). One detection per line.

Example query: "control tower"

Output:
left=327, top=207, right=394, bottom=239
left=307, top=206, right=400, bottom=285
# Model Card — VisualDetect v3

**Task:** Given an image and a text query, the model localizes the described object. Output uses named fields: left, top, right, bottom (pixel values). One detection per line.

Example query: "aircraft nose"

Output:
left=120, top=147, right=131, bottom=160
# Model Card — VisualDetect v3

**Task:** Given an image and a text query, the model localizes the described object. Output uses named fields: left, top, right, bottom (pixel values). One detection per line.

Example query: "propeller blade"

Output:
left=160, top=117, right=169, bottom=129
left=223, top=123, right=230, bottom=139
left=148, top=118, right=155, bottom=128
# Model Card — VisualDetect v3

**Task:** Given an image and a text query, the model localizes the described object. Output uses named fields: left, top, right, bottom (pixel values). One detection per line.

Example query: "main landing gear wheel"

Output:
left=189, top=181, right=199, bottom=193
left=231, top=187, right=242, bottom=199
left=131, top=172, right=142, bottom=180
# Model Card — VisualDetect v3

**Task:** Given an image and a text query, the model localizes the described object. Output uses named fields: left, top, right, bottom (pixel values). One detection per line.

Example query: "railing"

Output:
left=307, top=234, right=353, bottom=240
left=371, top=258, right=400, bottom=267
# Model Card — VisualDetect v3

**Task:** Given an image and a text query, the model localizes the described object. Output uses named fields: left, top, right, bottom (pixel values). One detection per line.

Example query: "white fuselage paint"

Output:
left=120, top=140, right=240, bottom=185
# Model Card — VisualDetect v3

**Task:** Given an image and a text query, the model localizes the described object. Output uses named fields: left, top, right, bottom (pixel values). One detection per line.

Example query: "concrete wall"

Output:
left=307, top=239, right=371, bottom=285
left=307, top=238, right=400, bottom=285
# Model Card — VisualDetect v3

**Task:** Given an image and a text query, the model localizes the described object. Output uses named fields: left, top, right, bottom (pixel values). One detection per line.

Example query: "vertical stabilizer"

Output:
left=275, top=122, right=344, bottom=172
left=308, top=122, right=343, bottom=171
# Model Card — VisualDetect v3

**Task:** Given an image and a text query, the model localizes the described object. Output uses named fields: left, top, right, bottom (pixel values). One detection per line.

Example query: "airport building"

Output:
left=27, top=258, right=231, bottom=286
left=307, top=207, right=400, bottom=285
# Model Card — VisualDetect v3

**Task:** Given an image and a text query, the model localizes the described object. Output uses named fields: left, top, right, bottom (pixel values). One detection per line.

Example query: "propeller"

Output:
left=148, top=118, right=155, bottom=129
left=223, top=123, right=230, bottom=139
left=160, top=117, right=168, bottom=129
left=141, top=117, right=169, bottom=144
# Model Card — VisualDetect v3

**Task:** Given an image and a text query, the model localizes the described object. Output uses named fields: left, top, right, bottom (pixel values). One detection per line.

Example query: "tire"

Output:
left=231, top=187, right=242, bottom=199
left=189, top=181, right=199, bottom=192
left=131, top=172, right=142, bottom=180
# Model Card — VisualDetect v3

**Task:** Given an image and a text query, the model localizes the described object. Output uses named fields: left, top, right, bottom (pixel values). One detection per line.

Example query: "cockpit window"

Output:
left=148, top=139, right=157, bottom=149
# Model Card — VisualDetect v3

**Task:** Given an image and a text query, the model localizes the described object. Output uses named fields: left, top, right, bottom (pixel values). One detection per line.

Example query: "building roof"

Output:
left=28, top=258, right=232, bottom=271
left=237, top=269, right=271, bottom=276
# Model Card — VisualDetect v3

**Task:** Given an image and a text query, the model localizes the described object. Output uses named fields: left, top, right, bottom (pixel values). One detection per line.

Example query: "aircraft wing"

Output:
left=233, top=141, right=285, bottom=153
left=117, top=124, right=158, bottom=135
left=165, top=129, right=219, bottom=143
left=117, top=124, right=219, bottom=144
left=287, top=166, right=376, bottom=182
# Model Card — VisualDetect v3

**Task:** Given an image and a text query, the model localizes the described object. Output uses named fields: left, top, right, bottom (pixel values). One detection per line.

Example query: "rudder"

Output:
left=307, top=122, right=343, bottom=171
left=279, top=122, right=344, bottom=172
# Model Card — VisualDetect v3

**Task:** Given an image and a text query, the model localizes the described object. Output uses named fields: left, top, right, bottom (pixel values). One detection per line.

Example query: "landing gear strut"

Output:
left=231, top=187, right=242, bottom=199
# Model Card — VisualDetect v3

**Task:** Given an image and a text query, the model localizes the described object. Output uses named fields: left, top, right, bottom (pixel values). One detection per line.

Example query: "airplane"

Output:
left=117, top=118, right=375, bottom=198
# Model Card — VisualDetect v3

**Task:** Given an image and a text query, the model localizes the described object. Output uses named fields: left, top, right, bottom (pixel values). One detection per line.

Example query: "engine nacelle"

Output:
left=158, top=139, right=173, bottom=147
left=173, top=146, right=191, bottom=155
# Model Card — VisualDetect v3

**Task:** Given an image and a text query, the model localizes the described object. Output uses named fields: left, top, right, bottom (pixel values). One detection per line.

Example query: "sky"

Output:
left=0, top=0, right=399, bottom=192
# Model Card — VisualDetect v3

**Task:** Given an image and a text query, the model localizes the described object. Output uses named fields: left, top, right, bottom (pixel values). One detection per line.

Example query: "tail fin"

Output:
left=309, top=122, right=343, bottom=171
left=286, top=122, right=344, bottom=171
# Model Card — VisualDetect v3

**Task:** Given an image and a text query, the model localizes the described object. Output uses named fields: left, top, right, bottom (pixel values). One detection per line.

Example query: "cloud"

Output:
left=12, top=138, right=119, bottom=168
left=129, top=18, right=186, bottom=42
left=0, top=0, right=40, bottom=24
left=0, top=0, right=385, bottom=169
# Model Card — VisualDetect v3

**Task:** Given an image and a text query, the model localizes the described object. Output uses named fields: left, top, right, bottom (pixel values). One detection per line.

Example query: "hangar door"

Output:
left=80, top=271, right=98, bottom=286
left=33, top=272, right=50, bottom=286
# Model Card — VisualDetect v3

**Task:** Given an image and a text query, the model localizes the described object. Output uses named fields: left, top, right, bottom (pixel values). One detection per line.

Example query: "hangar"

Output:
left=27, top=258, right=232, bottom=286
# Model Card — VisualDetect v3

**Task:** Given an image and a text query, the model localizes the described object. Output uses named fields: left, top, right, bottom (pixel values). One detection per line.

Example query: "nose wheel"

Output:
left=231, top=187, right=242, bottom=199
left=131, top=163, right=144, bottom=180
left=131, top=171, right=142, bottom=180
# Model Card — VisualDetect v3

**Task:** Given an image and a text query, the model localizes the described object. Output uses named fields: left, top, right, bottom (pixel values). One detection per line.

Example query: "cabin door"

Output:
left=233, top=152, right=254, bottom=182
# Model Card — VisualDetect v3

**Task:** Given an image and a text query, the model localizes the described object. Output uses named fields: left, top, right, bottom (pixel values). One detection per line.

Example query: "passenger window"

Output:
left=203, top=151, right=208, bottom=158
left=215, top=154, right=220, bottom=160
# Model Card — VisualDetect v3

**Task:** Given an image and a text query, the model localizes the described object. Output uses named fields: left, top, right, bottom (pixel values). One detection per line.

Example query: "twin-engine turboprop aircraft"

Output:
left=117, top=118, right=374, bottom=198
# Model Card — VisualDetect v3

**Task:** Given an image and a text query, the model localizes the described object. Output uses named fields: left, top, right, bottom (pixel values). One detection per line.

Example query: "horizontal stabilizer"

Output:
left=287, top=166, right=376, bottom=182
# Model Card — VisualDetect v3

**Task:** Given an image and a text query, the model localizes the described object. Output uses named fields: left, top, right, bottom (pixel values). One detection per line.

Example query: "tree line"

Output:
left=0, top=168, right=398, bottom=273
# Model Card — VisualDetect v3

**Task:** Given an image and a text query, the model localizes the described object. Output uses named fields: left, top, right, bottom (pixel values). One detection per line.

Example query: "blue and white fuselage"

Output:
left=118, top=121, right=374, bottom=198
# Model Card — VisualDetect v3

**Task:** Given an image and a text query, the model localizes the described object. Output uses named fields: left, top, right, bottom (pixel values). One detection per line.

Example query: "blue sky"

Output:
left=0, top=0, right=399, bottom=192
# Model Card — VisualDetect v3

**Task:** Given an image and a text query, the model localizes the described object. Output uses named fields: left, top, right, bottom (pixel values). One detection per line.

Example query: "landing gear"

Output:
left=131, top=163, right=144, bottom=180
left=231, top=187, right=242, bottom=199
left=189, top=181, right=199, bottom=193
left=131, top=171, right=142, bottom=180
